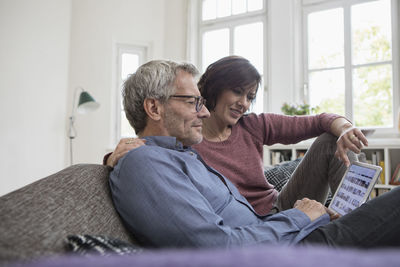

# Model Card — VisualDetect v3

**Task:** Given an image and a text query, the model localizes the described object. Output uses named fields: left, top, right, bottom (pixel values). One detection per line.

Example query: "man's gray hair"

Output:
left=123, top=60, right=199, bottom=134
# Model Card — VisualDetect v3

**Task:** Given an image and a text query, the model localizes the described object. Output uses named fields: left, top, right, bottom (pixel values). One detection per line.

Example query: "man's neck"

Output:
left=139, top=123, right=168, bottom=138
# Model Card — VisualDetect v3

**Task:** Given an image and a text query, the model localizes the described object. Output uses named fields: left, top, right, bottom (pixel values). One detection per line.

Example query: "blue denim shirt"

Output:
left=109, top=136, right=329, bottom=248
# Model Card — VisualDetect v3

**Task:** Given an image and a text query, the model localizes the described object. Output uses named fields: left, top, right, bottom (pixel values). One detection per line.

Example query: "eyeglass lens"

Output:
left=195, top=97, right=206, bottom=112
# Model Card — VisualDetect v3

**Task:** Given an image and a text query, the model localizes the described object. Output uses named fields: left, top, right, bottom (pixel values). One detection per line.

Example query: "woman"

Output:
left=106, top=56, right=367, bottom=216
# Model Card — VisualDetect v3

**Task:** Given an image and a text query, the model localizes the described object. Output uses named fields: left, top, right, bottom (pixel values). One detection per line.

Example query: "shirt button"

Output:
left=189, top=152, right=194, bottom=156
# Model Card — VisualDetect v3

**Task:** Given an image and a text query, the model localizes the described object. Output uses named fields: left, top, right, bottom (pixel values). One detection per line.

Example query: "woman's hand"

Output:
left=325, top=207, right=340, bottom=221
left=106, top=138, right=146, bottom=168
left=332, top=118, right=368, bottom=167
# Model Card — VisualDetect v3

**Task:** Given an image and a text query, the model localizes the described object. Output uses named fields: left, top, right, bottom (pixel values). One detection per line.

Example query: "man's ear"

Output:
left=143, top=98, right=163, bottom=121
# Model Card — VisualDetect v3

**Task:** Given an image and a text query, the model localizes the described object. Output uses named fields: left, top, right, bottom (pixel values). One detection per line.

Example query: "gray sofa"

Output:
left=2, top=163, right=400, bottom=267
left=0, top=164, right=137, bottom=264
left=0, top=160, right=304, bottom=265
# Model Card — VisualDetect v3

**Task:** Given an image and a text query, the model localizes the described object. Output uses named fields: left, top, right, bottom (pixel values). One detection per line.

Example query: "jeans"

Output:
left=276, top=133, right=356, bottom=210
left=272, top=132, right=400, bottom=247
left=301, top=185, right=400, bottom=247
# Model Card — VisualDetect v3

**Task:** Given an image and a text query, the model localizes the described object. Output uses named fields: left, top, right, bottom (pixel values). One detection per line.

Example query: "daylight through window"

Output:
left=304, top=0, right=396, bottom=129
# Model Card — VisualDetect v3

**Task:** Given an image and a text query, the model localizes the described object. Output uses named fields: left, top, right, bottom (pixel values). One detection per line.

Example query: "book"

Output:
left=390, top=163, right=400, bottom=185
left=378, top=161, right=385, bottom=184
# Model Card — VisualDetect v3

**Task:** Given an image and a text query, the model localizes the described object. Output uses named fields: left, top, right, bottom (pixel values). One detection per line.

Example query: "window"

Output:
left=115, top=44, right=147, bottom=141
left=303, top=0, right=399, bottom=131
left=198, top=0, right=267, bottom=114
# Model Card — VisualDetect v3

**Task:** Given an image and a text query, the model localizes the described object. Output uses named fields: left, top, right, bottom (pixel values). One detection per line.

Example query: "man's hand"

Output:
left=294, top=198, right=327, bottom=222
left=106, top=138, right=146, bottom=168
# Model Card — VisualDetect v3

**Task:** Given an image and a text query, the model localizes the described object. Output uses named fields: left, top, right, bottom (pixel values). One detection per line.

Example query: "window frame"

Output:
left=113, top=43, right=147, bottom=145
left=302, top=0, right=400, bottom=135
left=193, top=0, right=268, bottom=114
left=197, top=0, right=267, bottom=72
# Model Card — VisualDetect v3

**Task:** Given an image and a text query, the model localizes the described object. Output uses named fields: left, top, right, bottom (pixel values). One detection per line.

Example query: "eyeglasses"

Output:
left=170, top=95, right=206, bottom=112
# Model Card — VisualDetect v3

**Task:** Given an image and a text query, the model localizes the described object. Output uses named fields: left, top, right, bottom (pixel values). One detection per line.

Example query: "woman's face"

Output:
left=213, top=85, right=257, bottom=126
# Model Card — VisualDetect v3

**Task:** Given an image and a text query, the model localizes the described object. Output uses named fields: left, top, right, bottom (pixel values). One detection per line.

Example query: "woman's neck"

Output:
left=202, top=115, right=232, bottom=142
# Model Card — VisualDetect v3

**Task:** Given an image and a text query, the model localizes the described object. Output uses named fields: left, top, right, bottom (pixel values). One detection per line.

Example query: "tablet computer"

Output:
left=328, top=161, right=382, bottom=216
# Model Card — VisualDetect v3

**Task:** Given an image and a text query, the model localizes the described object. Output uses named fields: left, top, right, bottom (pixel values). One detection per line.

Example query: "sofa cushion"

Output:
left=0, top=164, right=137, bottom=264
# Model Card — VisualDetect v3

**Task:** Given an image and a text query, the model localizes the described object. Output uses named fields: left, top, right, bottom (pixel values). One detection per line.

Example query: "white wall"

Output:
left=267, top=0, right=300, bottom=113
left=0, top=0, right=71, bottom=196
left=0, top=0, right=296, bottom=196
left=0, top=0, right=188, bottom=196
left=164, top=0, right=188, bottom=62
left=68, top=0, right=188, bottom=165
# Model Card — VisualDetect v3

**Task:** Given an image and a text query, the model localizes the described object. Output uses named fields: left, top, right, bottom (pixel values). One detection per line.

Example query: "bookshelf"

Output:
left=263, top=138, right=400, bottom=194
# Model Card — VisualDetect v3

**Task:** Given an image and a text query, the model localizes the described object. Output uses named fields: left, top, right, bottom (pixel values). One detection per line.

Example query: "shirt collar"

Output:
left=142, top=136, right=185, bottom=150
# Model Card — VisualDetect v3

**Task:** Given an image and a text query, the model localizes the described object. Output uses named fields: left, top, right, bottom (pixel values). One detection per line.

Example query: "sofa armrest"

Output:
left=0, top=164, right=136, bottom=263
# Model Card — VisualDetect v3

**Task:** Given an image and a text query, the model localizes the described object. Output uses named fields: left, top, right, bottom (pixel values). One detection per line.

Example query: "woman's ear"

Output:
left=143, top=98, right=163, bottom=121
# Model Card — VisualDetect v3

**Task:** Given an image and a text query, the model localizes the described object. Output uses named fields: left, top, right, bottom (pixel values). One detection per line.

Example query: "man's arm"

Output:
left=109, top=147, right=329, bottom=248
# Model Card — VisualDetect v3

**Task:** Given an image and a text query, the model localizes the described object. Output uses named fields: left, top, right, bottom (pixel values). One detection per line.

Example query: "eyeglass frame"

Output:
left=169, top=95, right=207, bottom=113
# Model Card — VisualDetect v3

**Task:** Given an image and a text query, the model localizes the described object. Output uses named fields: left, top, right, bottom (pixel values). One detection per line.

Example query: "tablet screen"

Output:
left=329, top=162, right=381, bottom=216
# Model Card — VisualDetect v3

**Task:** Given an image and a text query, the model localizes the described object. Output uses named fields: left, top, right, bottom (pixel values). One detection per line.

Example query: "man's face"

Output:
left=161, top=70, right=210, bottom=146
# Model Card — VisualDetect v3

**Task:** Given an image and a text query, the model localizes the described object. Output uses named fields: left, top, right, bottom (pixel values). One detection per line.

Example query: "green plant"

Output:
left=281, top=102, right=318, bottom=115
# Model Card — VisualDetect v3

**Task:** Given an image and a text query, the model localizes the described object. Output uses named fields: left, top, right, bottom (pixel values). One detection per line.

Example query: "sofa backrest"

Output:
left=0, top=164, right=136, bottom=264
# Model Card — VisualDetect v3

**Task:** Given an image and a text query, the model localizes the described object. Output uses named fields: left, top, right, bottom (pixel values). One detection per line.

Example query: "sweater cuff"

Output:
left=320, top=113, right=351, bottom=134
left=103, top=152, right=112, bottom=166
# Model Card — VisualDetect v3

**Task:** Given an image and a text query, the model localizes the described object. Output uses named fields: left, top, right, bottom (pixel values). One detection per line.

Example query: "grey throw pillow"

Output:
left=264, top=158, right=302, bottom=192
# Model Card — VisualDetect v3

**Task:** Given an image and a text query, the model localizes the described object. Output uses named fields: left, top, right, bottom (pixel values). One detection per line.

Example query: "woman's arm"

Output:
left=104, top=138, right=146, bottom=167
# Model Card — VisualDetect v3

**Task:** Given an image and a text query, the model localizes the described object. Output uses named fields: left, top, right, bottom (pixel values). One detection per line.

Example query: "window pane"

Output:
left=353, top=64, right=393, bottom=127
left=120, top=52, right=140, bottom=138
left=234, top=22, right=263, bottom=73
left=247, top=0, right=263, bottom=11
left=234, top=22, right=264, bottom=114
left=352, top=0, right=392, bottom=65
left=309, top=69, right=345, bottom=116
left=121, top=111, right=135, bottom=137
left=121, top=53, right=139, bottom=80
left=308, top=8, right=344, bottom=69
left=121, top=53, right=140, bottom=110
left=202, top=0, right=217, bottom=21
left=248, top=80, right=264, bottom=114
left=232, top=0, right=246, bottom=15
left=202, top=28, right=230, bottom=71
left=217, top=0, right=231, bottom=18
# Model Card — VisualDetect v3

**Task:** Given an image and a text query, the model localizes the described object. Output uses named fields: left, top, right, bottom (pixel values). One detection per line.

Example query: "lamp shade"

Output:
left=77, top=91, right=100, bottom=114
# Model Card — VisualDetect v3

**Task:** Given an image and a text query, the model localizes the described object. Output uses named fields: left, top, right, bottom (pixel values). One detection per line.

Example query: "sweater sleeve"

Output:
left=103, top=152, right=112, bottom=165
left=243, top=112, right=342, bottom=146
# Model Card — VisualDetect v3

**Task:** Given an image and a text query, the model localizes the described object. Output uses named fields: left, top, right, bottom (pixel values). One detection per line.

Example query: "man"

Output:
left=110, top=60, right=400, bottom=248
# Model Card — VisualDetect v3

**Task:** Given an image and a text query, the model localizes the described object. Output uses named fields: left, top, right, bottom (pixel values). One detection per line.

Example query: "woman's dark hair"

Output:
left=198, top=55, right=261, bottom=111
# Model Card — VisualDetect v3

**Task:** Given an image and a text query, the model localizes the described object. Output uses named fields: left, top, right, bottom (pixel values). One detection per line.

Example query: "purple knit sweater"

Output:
left=193, top=113, right=340, bottom=215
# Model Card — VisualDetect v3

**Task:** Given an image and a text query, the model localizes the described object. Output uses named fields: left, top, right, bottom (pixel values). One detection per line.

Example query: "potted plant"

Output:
left=281, top=102, right=318, bottom=115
